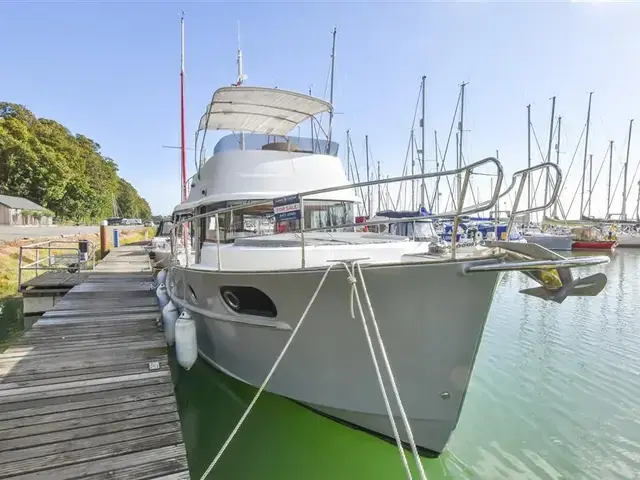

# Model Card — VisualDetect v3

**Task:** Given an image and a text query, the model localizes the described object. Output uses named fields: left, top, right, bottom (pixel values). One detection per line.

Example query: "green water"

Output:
left=0, top=297, right=24, bottom=350
left=172, top=249, right=640, bottom=480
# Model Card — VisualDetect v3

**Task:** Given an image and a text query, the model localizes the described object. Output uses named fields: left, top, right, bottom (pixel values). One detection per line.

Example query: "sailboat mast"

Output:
left=607, top=140, right=614, bottom=218
left=622, top=119, right=634, bottom=220
left=544, top=96, right=556, bottom=211
left=345, top=129, right=350, bottom=182
left=180, top=12, right=187, bottom=201
left=377, top=161, right=381, bottom=213
left=636, top=179, right=640, bottom=222
left=588, top=153, right=593, bottom=217
left=327, top=27, right=337, bottom=150
left=527, top=104, right=531, bottom=209
left=580, top=92, right=593, bottom=218
left=434, top=130, right=439, bottom=214
left=410, top=130, right=415, bottom=210
left=420, top=75, right=426, bottom=207
left=457, top=83, right=466, bottom=203
left=310, top=87, right=314, bottom=151
left=552, top=116, right=562, bottom=218
left=365, top=135, right=371, bottom=217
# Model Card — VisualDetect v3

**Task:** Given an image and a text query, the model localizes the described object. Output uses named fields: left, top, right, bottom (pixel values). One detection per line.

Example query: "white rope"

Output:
left=198, top=263, right=336, bottom=480
left=352, top=261, right=428, bottom=480
left=339, top=261, right=414, bottom=480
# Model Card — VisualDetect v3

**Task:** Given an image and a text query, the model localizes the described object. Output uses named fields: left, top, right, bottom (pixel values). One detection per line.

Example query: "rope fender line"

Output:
left=199, top=261, right=427, bottom=480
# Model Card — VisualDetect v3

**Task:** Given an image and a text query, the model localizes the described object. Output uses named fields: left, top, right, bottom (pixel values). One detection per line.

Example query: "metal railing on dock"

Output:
left=18, top=239, right=96, bottom=291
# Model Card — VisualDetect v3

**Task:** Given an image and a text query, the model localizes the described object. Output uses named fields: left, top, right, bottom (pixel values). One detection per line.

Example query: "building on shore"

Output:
left=0, top=194, right=53, bottom=226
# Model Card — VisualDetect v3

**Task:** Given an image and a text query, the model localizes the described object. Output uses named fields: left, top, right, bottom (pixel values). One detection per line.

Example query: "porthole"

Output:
left=220, top=286, right=278, bottom=318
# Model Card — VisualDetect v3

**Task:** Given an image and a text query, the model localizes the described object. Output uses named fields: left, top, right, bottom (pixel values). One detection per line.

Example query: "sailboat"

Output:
left=163, top=37, right=611, bottom=455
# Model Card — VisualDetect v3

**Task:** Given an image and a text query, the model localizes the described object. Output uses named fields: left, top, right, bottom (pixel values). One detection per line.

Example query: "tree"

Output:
left=0, top=102, right=152, bottom=222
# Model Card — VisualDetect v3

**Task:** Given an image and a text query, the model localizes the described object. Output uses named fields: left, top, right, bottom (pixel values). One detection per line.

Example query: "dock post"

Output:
left=100, top=220, right=108, bottom=259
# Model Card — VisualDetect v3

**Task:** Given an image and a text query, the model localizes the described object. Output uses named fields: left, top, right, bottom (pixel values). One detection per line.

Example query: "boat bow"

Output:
left=464, top=241, right=609, bottom=303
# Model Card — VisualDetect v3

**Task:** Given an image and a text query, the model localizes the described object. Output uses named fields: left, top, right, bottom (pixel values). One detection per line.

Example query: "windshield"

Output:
left=213, top=133, right=339, bottom=156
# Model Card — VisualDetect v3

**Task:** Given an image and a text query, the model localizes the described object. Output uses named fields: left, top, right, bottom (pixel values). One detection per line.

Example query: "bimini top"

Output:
left=198, top=86, right=332, bottom=136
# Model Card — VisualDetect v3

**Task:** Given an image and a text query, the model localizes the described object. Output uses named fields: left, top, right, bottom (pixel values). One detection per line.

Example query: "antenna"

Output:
left=236, top=21, right=247, bottom=86
left=235, top=21, right=247, bottom=150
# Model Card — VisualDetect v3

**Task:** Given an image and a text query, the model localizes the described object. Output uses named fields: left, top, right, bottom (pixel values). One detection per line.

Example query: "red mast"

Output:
left=180, top=12, right=187, bottom=201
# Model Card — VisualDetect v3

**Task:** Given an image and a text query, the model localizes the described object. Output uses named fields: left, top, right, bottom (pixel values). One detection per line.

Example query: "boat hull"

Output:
left=572, top=240, right=617, bottom=250
left=167, top=260, right=501, bottom=455
left=617, top=235, right=640, bottom=248
left=524, top=234, right=573, bottom=251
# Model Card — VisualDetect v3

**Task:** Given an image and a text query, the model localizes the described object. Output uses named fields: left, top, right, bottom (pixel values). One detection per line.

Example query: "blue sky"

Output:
left=2, top=1, right=639, bottom=218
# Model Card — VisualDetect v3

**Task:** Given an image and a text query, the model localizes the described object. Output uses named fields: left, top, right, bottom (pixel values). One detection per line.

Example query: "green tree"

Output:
left=0, top=102, right=153, bottom=222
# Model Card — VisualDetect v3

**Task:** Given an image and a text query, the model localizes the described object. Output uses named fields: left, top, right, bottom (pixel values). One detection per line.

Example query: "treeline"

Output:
left=0, top=102, right=151, bottom=222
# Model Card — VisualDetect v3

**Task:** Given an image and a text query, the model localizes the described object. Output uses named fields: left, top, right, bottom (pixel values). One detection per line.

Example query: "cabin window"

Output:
left=200, top=201, right=274, bottom=244
left=213, top=133, right=340, bottom=157
left=275, top=200, right=355, bottom=233
left=199, top=199, right=355, bottom=244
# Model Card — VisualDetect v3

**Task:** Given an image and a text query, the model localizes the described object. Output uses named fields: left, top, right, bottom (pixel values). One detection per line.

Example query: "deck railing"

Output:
left=169, top=158, right=563, bottom=269
left=18, top=240, right=96, bottom=290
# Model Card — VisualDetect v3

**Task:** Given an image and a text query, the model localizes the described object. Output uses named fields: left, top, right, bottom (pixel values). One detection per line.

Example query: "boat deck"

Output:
left=0, top=246, right=189, bottom=479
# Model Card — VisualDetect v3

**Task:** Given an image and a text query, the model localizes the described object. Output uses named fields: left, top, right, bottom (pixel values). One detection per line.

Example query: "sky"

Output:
left=2, top=1, right=640, bottom=219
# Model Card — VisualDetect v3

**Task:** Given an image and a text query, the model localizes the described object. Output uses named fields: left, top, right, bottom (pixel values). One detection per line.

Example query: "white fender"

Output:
left=156, top=269, right=167, bottom=286
left=162, top=301, right=179, bottom=346
left=156, top=283, right=170, bottom=310
left=175, top=310, right=197, bottom=371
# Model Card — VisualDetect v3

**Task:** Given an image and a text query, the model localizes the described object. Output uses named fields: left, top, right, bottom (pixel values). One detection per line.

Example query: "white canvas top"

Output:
left=198, top=86, right=332, bottom=136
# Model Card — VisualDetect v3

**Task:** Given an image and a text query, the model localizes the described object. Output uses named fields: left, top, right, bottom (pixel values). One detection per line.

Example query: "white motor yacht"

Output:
left=165, top=85, right=610, bottom=456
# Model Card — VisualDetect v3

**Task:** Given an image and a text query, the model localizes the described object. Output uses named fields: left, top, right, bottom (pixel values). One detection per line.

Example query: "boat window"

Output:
left=275, top=201, right=355, bottom=233
left=213, top=133, right=339, bottom=157
left=200, top=201, right=275, bottom=244
left=199, top=199, right=356, bottom=242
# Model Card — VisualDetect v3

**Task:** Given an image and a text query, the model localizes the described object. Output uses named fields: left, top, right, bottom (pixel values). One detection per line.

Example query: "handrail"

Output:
left=169, top=157, right=507, bottom=269
left=505, top=163, right=562, bottom=237
left=18, top=240, right=97, bottom=290
left=167, top=160, right=567, bottom=271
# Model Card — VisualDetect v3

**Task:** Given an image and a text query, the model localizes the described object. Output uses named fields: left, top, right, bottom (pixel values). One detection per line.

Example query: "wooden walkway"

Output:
left=0, top=246, right=189, bottom=479
left=20, top=271, right=91, bottom=291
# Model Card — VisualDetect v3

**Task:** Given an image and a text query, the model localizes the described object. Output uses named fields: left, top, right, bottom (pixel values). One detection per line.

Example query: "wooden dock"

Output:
left=0, top=245, right=189, bottom=479
left=20, top=271, right=91, bottom=291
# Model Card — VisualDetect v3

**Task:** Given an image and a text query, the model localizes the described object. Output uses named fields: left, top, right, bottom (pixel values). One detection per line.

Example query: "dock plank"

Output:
left=0, top=246, right=189, bottom=479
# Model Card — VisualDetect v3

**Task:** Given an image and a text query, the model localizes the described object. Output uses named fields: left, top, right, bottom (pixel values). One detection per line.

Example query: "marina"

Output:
left=0, top=246, right=188, bottom=479
left=3, top=3, right=640, bottom=479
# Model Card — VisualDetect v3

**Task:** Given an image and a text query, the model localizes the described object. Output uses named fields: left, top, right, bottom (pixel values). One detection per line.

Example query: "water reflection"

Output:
left=0, top=297, right=23, bottom=350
